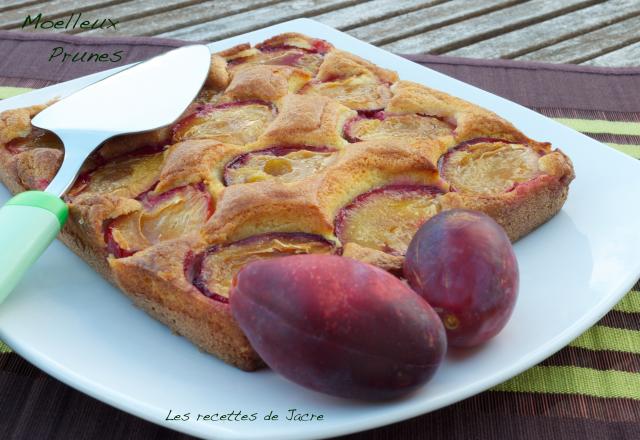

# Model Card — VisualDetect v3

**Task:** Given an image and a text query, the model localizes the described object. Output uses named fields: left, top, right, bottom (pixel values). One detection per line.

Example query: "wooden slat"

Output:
left=347, top=0, right=519, bottom=46
left=160, top=0, right=365, bottom=41
left=69, top=0, right=203, bottom=34
left=312, top=0, right=444, bottom=30
left=582, top=41, right=640, bottom=67
left=0, top=0, right=45, bottom=13
left=0, top=0, right=125, bottom=29
left=516, top=14, right=640, bottom=63
left=382, top=0, right=597, bottom=53
left=3, top=0, right=635, bottom=67
left=81, top=0, right=280, bottom=36
left=448, top=0, right=640, bottom=59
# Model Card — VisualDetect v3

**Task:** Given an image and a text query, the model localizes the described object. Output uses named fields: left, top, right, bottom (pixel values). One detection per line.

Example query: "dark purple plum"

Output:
left=404, top=209, right=518, bottom=347
left=230, top=254, right=446, bottom=400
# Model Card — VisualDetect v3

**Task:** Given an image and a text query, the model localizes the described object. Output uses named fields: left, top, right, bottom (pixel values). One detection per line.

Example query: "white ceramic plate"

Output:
left=1, top=19, right=639, bottom=440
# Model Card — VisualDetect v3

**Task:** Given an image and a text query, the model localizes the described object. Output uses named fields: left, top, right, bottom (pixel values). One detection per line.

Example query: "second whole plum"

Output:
left=404, top=209, right=519, bottom=348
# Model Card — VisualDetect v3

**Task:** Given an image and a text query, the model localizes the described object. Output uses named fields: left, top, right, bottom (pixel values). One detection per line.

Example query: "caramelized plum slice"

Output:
left=256, top=36, right=332, bottom=54
left=223, top=146, right=336, bottom=185
left=194, top=88, right=223, bottom=104
left=302, top=77, right=391, bottom=111
left=344, top=112, right=453, bottom=142
left=68, top=147, right=165, bottom=199
left=106, top=183, right=213, bottom=257
left=172, top=101, right=276, bottom=145
left=229, top=37, right=331, bottom=74
left=4, top=127, right=62, bottom=154
left=230, top=49, right=325, bottom=75
left=335, top=185, right=443, bottom=255
left=440, top=138, right=541, bottom=194
left=187, top=233, right=334, bottom=302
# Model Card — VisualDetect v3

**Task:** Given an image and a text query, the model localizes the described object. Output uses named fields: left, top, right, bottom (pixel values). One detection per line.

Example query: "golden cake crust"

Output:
left=0, top=33, right=575, bottom=371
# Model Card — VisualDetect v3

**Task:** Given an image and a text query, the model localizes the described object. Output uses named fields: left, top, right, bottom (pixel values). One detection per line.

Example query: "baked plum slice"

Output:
left=335, top=185, right=443, bottom=255
left=172, top=101, right=276, bottom=145
left=4, top=127, right=62, bottom=154
left=344, top=111, right=454, bottom=143
left=440, top=138, right=542, bottom=194
left=67, top=145, right=166, bottom=199
left=302, top=77, right=392, bottom=111
left=223, top=146, right=336, bottom=185
left=256, top=35, right=332, bottom=54
left=230, top=49, right=326, bottom=74
left=194, top=88, right=222, bottom=104
left=185, top=233, right=334, bottom=303
left=106, top=183, right=213, bottom=258
left=230, top=254, right=446, bottom=400
left=229, top=37, right=331, bottom=74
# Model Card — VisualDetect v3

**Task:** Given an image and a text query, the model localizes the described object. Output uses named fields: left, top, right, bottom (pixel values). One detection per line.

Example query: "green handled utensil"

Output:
left=0, top=45, right=211, bottom=303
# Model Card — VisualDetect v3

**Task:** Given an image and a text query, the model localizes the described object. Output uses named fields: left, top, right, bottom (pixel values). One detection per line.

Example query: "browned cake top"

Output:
left=0, top=32, right=575, bottom=305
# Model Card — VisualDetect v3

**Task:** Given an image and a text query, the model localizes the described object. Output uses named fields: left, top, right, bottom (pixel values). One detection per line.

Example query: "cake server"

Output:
left=0, top=44, right=211, bottom=303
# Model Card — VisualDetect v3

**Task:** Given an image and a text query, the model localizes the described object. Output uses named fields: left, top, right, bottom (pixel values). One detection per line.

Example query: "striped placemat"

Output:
left=0, top=34, right=639, bottom=437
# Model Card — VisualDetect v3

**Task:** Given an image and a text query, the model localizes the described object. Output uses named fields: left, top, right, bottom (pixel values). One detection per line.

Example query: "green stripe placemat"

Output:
left=0, top=87, right=32, bottom=99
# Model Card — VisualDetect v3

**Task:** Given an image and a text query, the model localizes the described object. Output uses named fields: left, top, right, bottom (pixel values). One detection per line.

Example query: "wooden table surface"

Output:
left=2, top=0, right=639, bottom=66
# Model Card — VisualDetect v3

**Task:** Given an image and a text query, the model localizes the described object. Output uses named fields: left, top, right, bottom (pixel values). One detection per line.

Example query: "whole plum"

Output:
left=230, top=254, right=446, bottom=401
left=404, top=209, right=518, bottom=348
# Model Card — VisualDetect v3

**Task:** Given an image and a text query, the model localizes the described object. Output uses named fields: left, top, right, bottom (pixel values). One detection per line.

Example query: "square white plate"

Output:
left=1, top=19, right=640, bottom=440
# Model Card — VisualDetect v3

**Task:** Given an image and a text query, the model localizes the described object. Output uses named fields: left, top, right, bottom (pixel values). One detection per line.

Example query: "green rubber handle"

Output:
left=0, top=191, right=68, bottom=304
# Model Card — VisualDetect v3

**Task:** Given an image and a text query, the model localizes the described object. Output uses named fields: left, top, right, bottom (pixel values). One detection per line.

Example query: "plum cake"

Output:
left=0, top=33, right=574, bottom=370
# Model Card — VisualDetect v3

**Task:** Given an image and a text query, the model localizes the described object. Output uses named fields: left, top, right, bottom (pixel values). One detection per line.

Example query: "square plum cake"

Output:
left=0, top=33, right=574, bottom=370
